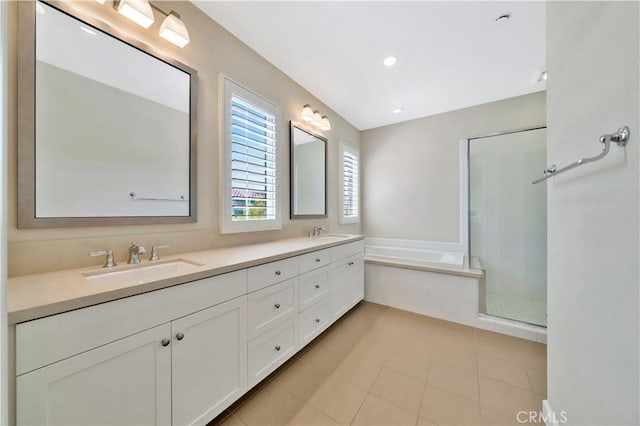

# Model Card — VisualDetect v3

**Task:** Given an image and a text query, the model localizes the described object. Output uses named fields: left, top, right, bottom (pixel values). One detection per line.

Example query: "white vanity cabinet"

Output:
left=15, top=271, right=248, bottom=426
left=12, top=237, right=365, bottom=426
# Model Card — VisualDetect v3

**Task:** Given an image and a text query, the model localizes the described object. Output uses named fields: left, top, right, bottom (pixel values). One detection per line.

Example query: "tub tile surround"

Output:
left=210, top=301, right=547, bottom=426
left=363, top=238, right=547, bottom=343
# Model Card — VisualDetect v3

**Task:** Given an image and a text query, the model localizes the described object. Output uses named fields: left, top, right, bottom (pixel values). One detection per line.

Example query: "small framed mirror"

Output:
left=290, top=123, right=327, bottom=219
left=17, top=1, right=197, bottom=228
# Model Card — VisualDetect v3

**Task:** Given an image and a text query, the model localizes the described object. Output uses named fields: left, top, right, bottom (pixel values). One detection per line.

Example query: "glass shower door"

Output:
left=469, top=127, right=547, bottom=327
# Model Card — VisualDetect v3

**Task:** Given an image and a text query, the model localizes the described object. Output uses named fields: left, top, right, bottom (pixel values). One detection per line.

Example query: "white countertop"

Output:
left=8, top=235, right=364, bottom=324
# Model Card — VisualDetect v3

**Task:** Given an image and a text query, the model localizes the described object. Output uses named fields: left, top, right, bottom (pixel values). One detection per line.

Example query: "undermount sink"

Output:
left=317, top=234, right=350, bottom=240
left=83, top=259, right=203, bottom=285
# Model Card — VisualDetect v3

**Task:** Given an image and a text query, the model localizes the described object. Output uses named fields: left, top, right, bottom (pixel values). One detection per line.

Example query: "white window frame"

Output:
left=339, top=142, right=360, bottom=224
left=219, top=75, right=282, bottom=234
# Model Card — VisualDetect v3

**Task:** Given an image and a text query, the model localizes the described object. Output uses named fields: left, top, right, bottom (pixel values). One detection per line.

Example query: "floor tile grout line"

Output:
left=475, top=329, right=482, bottom=416
left=349, top=362, right=385, bottom=425
left=414, top=357, right=432, bottom=424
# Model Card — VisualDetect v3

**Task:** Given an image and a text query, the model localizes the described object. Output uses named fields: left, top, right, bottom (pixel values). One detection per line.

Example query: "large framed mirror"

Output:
left=290, top=122, right=327, bottom=219
left=17, top=0, right=197, bottom=228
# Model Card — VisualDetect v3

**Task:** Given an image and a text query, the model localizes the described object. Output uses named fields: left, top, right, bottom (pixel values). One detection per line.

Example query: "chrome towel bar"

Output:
left=532, top=125, right=630, bottom=184
left=129, top=192, right=188, bottom=202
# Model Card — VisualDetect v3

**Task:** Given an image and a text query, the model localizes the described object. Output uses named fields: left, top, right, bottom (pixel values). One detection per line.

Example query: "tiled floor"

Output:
left=210, top=302, right=547, bottom=426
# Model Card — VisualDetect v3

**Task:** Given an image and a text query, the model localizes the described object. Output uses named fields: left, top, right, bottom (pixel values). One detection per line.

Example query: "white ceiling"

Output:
left=193, top=1, right=546, bottom=131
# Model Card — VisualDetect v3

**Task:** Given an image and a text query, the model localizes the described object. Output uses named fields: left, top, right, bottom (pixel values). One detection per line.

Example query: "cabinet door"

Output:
left=329, top=260, right=351, bottom=319
left=17, top=324, right=171, bottom=426
left=330, top=254, right=365, bottom=319
left=347, top=255, right=365, bottom=307
left=171, top=296, right=247, bottom=426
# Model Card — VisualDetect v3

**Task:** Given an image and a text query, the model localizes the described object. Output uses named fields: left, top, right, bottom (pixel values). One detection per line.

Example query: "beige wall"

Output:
left=361, top=92, right=546, bottom=243
left=7, top=1, right=361, bottom=276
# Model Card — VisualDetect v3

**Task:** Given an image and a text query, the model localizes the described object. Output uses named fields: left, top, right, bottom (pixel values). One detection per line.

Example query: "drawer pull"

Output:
left=176, top=332, right=184, bottom=341
left=315, top=284, right=320, bottom=289
left=315, top=258, right=321, bottom=263
left=348, top=262, right=355, bottom=266
left=315, top=318, right=320, bottom=323
left=275, top=270, right=282, bottom=276
left=161, top=338, right=170, bottom=347
left=274, top=303, right=281, bottom=309
left=275, top=345, right=281, bottom=352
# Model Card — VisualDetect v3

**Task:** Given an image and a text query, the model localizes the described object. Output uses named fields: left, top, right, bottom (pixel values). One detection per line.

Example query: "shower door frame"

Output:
left=460, top=125, right=546, bottom=319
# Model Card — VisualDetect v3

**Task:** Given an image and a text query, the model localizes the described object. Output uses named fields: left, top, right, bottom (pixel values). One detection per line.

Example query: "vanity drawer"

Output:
left=247, top=257, right=299, bottom=293
left=299, top=300, right=331, bottom=347
left=299, top=267, right=329, bottom=311
left=248, top=319, right=298, bottom=388
left=247, top=277, right=298, bottom=340
left=299, top=249, right=331, bottom=274
left=331, top=240, right=364, bottom=261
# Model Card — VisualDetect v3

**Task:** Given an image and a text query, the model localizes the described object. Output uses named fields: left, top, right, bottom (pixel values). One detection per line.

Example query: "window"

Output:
left=339, top=142, right=360, bottom=224
left=220, top=76, right=281, bottom=233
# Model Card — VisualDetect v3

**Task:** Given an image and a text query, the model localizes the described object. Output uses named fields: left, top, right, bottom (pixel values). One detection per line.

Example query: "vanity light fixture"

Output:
left=159, top=11, right=190, bottom=48
left=299, top=104, right=331, bottom=131
left=116, top=0, right=154, bottom=29
left=110, top=0, right=191, bottom=48
left=312, top=111, right=323, bottom=127
left=319, top=116, right=331, bottom=131
left=301, top=104, right=315, bottom=122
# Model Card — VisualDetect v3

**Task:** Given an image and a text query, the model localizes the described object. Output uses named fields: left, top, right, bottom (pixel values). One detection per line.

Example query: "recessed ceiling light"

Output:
left=383, top=56, right=398, bottom=67
left=495, top=13, right=511, bottom=23
left=393, top=107, right=403, bottom=114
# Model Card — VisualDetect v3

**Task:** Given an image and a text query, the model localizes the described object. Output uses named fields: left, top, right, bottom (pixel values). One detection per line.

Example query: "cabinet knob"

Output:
left=161, top=338, right=170, bottom=347
left=275, top=270, right=281, bottom=276
left=348, top=262, right=355, bottom=266
left=315, top=284, right=320, bottom=289
left=176, top=332, right=185, bottom=341
left=274, top=303, right=281, bottom=309
left=315, top=258, right=321, bottom=263
left=315, top=318, right=320, bottom=323
left=275, top=345, right=281, bottom=352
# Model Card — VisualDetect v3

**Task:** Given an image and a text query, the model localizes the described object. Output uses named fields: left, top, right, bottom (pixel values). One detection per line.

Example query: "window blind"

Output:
left=342, top=149, right=359, bottom=218
left=230, top=95, right=277, bottom=221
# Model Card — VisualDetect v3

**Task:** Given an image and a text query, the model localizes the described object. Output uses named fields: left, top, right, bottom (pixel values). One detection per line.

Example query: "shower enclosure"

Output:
left=469, top=127, right=547, bottom=327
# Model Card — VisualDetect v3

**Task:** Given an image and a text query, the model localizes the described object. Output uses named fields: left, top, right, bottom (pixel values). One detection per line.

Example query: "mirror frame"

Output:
left=17, top=0, right=198, bottom=228
left=289, top=122, right=328, bottom=220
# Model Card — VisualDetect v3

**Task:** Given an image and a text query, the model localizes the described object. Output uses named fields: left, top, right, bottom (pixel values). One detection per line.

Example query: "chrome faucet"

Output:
left=149, top=244, right=169, bottom=261
left=89, top=249, right=117, bottom=268
left=128, top=242, right=146, bottom=264
left=307, top=227, right=326, bottom=238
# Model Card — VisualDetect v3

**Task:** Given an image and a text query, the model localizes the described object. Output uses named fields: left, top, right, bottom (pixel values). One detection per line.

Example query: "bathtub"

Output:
left=363, top=238, right=546, bottom=343
left=365, top=245, right=465, bottom=270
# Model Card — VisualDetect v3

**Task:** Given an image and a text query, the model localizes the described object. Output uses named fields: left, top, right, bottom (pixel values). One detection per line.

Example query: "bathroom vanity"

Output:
left=8, top=235, right=364, bottom=426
